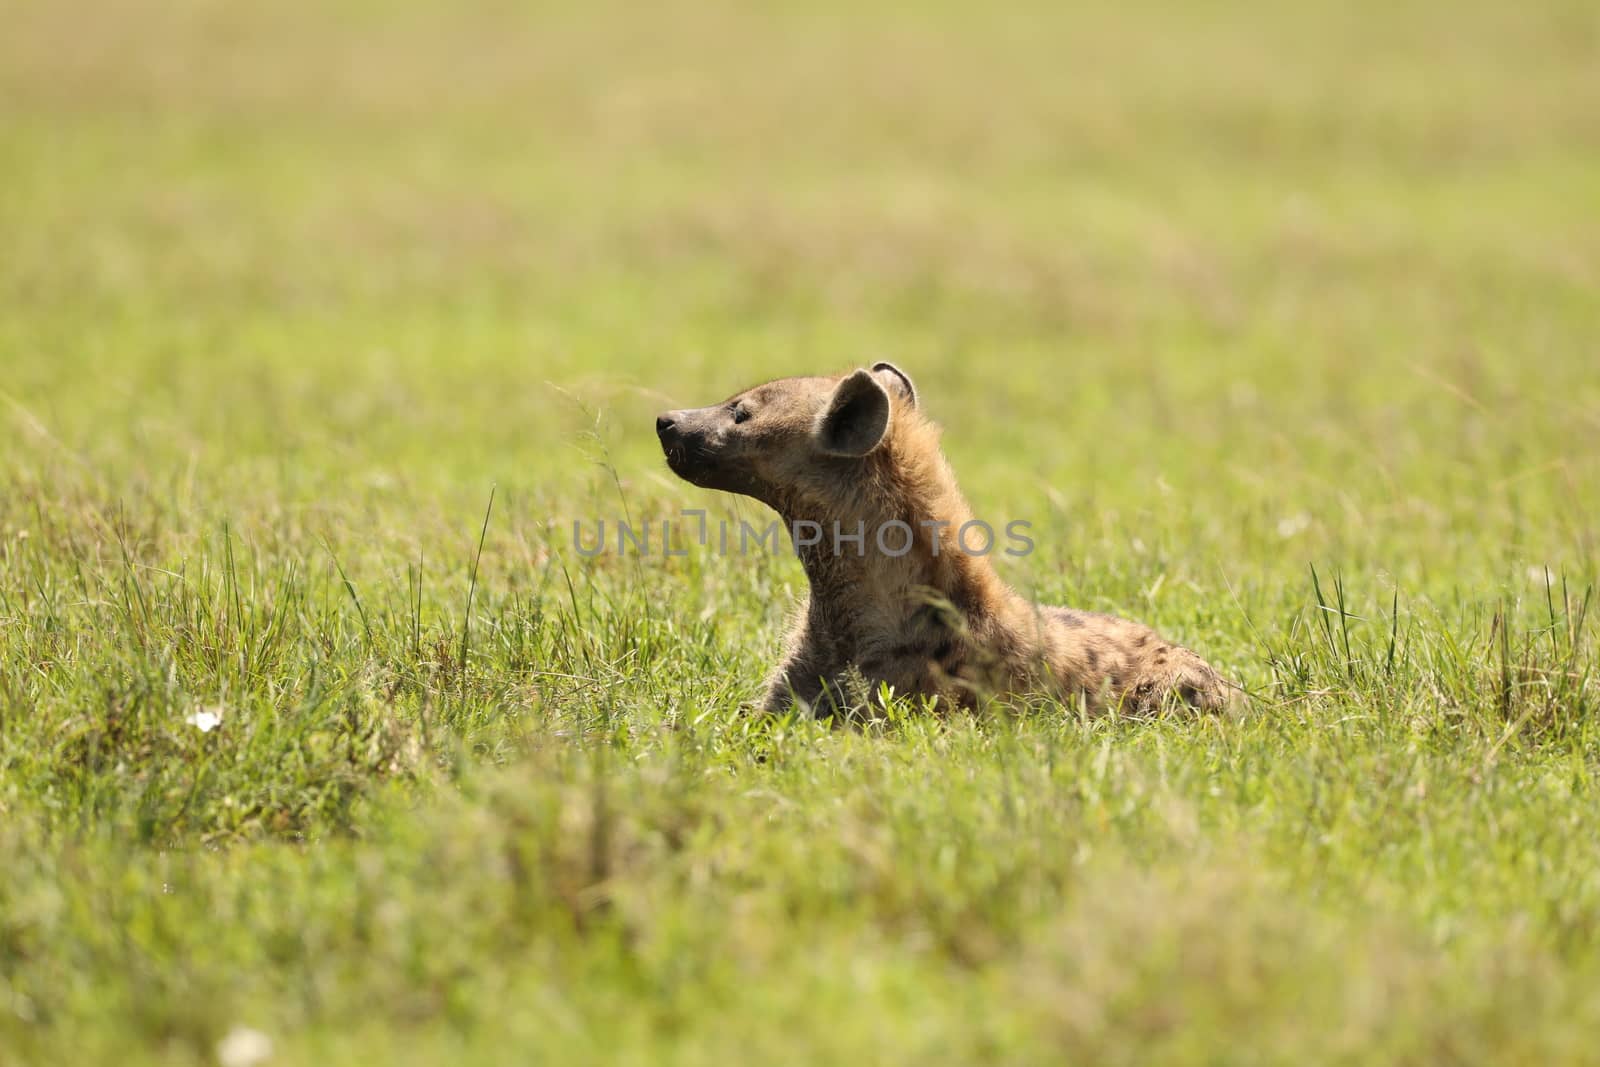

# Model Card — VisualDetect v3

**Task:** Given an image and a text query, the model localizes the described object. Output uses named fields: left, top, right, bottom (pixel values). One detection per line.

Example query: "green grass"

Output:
left=3, top=0, right=1600, bottom=1062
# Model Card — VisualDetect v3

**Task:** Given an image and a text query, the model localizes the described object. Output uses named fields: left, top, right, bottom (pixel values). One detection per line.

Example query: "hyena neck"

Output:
left=780, top=415, right=1024, bottom=647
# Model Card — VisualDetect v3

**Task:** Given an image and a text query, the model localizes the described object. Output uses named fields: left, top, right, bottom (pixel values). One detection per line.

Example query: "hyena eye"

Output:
left=732, top=405, right=753, bottom=425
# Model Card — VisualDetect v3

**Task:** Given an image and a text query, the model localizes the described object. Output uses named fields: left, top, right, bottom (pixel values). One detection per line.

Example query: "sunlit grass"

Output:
left=2, top=0, right=1599, bottom=1063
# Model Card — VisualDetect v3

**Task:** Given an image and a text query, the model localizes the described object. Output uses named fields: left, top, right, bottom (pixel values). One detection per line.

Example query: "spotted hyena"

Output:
left=656, top=363, right=1231, bottom=717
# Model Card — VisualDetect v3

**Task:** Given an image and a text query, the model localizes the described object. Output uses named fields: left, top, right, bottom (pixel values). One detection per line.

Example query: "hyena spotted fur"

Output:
left=656, top=363, right=1231, bottom=717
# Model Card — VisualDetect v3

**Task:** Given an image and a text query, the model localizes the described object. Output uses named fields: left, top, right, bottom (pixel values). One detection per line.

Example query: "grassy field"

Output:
left=3, top=0, right=1600, bottom=1062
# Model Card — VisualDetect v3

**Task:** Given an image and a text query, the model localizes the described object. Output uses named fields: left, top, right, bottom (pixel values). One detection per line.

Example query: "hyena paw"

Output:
left=1168, top=654, right=1232, bottom=713
left=1123, top=653, right=1232, bottom=715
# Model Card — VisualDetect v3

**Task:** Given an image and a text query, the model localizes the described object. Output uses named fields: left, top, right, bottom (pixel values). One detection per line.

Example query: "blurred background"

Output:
left=2, top=0, right=1597, bottom=586
left=5, top=9, right=1600, bottom=1060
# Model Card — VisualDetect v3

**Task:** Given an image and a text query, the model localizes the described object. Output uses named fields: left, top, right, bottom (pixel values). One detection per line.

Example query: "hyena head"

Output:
left=656, top=362, right=918, bottom=512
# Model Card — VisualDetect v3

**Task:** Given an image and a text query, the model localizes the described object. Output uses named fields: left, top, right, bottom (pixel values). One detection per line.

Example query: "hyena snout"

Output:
left=656, top=410, right=704, bottom=447
left=655, top=409, right=705, bottom=457
left=656, top=407, right=744, bottom=492
left=656, top=411, right=701, bottom=472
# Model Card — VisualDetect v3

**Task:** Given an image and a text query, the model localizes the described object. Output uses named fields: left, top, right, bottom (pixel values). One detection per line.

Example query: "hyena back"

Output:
left=656, top=363, right=1230, bottom=716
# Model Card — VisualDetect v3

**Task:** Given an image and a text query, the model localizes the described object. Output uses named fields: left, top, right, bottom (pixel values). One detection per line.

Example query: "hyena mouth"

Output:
left=659, top=437, right=715, bottom=482
left=655, top=415, right=696, bottom=474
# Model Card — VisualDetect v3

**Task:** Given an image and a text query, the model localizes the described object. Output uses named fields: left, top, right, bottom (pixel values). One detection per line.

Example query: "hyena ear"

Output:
left=870, top=361, right=917, bottom=407
left=816, top=369, right=891, bottom=456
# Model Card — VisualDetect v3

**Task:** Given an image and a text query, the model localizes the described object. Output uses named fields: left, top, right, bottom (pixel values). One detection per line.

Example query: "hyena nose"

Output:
left=655, top=413, right=678, bottom=437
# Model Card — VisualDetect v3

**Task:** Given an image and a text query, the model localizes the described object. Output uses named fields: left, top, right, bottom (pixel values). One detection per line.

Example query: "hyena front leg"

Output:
left=760, top=671, right=823, bottom=714
left=760, top=635, right=835, bottom=715
left=762, top=661, right=874, bottom=720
